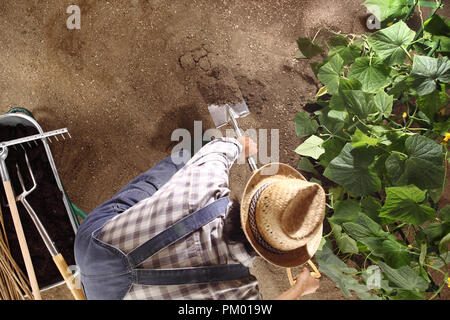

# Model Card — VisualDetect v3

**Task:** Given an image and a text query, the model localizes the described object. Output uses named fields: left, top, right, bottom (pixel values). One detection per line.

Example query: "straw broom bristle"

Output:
left=0, top=206, right=33, bottom=300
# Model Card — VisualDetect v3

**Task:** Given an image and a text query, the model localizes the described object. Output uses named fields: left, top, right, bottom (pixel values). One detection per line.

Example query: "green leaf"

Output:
left=423, top=15, right=450, bottom=37
left=390, top=290, right=425, bottom=300
left=347, top=57, right=391, bottom=92
left=380, top=239, right=411, bottom=268
left=338, top=77, right=362, bottom=91
left=296, top=37, right=323, bottom=58
left=377, top=261, right=428, bottom=292
left=341, top=90, right=376, bottom=120
left=416, top=88, right=447, bottom=120
left=439, top=233, right=450, bottom=254
left=330, top=222, right=359, bottom=254
left=385, top=135, right=445, bottom=190
left=317, top=54, right=344, bottom=95
left=294, top=111, right=319, bottom=138
left=361, top=196, right=383, bottom=224
left=294, top=135, right=325, bottom=160
left=373, top=90, right=393, bottom=118
left=318, top=138, right=346, bottom=167
left=363, top=0, right=410, bottom=23
left=316, top=107, right=346, bottom=135
left=418, top=222, right=450, bottom=245
left=379, top=185, right=435, bottom=225
left=315, top=241, right=377, bottom=298
left=351, top=128, right=379, bottom=148
left=343, top=214, right=388, bottom=241
left=329, top=199, right=361, bottom=224
left=315, top=86, right=328, bottom=98
left=439, top=206, right=450, bottom=222
left=368, top=21, right=415, bottom=66
left=324, top=144, right=381, bottom=196
left=388, top=75, right=408, bottom=99
left=310, top=61, right=324, bottom=77
left=407, top=56, right=450, bottom=96
left=298, top=157, right=319, bottom=176
left=328, top=36, right=361, bottom=65
left=329, top=186, right=345, bottom=201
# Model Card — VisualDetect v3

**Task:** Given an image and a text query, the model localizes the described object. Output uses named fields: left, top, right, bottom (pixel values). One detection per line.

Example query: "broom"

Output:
left=0, top=205, right=33, bottom=300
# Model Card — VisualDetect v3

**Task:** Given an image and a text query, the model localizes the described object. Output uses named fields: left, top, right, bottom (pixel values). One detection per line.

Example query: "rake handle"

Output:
left=3, top=180, right=42, bottom=300
left=21, top=198, right=86, bottom=300
left=53, top=253, right=86, bottom=300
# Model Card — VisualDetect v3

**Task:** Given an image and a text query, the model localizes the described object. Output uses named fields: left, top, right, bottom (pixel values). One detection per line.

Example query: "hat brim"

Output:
left=241, top=163, right=324, bottom=268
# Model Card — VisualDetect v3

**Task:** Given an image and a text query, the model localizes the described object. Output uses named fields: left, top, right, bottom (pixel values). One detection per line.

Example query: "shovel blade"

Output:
left=208, top=101, right=250, bottom=128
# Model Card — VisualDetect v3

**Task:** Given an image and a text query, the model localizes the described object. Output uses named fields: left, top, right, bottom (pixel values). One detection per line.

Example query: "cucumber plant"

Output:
left=294, top=0, right=449, bottom=299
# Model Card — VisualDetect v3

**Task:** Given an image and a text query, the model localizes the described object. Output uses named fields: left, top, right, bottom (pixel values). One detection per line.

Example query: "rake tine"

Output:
left=67, top=132, right=72, bottom=139
left=34, top=140, right=38, bottom=146
left=54, top=135, right=59, bottom=142
left=47, top=137, right=52, bottom=144
left=61, top=133, right=66, bottom=140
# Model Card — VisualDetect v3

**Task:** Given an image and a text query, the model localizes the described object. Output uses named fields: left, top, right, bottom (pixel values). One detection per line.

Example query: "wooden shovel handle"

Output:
left=53, top=253, right=86, bottom=300
left=3, top=180, right=42, bottom=300
left=287, top=259, right=321, bottom=286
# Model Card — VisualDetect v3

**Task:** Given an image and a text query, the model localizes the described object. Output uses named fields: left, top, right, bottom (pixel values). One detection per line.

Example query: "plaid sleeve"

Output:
left=184, top=137, right=242, bottom=170
left=184, top=137, right=243, bottom=211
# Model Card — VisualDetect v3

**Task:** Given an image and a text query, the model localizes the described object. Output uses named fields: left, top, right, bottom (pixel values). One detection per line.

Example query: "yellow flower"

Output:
left=444, top=132, right=450, bottom=142
left=429, top=260, right=434, bottom=265
left=407, top=244, right=413, bottom=249
left=439, top=108, right=446, bottom=116
left=402, top=112, right=407, bottom=118
left=447, top=277, right=450, bottom=282
left=387, top=22, right=393, bottom=26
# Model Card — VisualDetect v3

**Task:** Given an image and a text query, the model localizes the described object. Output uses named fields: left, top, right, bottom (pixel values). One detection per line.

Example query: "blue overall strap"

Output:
left=127, top=197, right=252, bottom=285
left=128, top=197, right=229, bottom=267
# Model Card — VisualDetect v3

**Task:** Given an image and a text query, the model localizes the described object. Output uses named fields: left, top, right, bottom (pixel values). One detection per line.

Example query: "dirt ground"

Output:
left=0, top=0, right=448, bottom=300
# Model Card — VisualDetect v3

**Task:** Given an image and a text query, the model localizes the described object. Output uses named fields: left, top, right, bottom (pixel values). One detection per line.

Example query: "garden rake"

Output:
left=0, top=128, right=71, bottom=300
left=208, top=102, right=321, bottom=286
left=15, top=150, right=85, bottom=300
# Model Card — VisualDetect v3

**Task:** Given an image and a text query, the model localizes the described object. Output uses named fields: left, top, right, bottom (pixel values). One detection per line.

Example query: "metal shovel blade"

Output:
left=208, top=101, right=250, bottom=128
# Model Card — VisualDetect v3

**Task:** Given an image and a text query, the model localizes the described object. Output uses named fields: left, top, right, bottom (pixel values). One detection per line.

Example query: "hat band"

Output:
left=248, top=183, right=286, bottom=255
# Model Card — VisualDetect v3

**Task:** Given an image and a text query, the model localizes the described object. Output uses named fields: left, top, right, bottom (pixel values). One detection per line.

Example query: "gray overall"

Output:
left=74, top=153, right=252, bottom=299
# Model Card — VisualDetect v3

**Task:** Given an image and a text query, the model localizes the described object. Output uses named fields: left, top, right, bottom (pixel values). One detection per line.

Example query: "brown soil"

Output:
left=0, top=0, right=448, bottom=300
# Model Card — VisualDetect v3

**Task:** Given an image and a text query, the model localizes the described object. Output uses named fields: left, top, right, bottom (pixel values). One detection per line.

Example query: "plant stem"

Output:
left=427, top=39, right=441, bottom=57
left=428, top=279, right=447, bottom=300
left=406, top=0, right=443, bottom=51
left=394, top=222, right=410, bottom=245
left=403, top=0, right=418, bottom=22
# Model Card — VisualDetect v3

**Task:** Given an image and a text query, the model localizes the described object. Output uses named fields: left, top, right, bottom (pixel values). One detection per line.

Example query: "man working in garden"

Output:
left=74, top=136, right=326, bottom=300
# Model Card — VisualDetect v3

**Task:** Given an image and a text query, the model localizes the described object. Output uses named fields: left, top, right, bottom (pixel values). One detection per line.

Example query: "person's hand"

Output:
left=236, top=136, right=257, bottom=161
left=293, top=267, right=320, bottom=297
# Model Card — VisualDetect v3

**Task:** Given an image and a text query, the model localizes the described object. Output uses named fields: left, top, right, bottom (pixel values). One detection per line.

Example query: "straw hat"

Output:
left=241, top=163, right=326, bottom=268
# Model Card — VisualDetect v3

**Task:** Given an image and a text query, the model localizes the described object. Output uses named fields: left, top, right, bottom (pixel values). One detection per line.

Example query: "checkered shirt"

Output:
left=98, top=138, right=261, bottom=300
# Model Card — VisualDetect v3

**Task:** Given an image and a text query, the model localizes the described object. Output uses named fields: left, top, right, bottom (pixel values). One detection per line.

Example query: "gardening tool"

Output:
left=207, top=102, right=321, bottom=285
left=15, top=151, right=85, bottom=300
left=0, top=127, right=71, bottom=300
left=208, top=102, right=258, bottom=172
left=0, top=146, right=41, bottom=300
